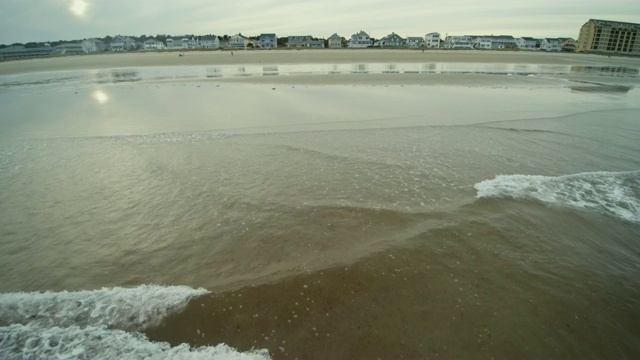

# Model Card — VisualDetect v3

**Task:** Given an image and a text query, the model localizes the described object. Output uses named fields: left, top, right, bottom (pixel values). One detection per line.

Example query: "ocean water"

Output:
left=1, top=60, right=640, bottom=359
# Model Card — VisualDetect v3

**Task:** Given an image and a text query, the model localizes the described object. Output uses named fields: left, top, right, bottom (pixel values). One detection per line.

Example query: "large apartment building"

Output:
left=577, top=19, right=639, bottom=54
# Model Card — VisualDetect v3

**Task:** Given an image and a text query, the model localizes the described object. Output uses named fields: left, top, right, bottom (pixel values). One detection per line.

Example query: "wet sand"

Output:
left=1, top=49, right=638, bottom=76
left=144, top=210, right=640, bottom=359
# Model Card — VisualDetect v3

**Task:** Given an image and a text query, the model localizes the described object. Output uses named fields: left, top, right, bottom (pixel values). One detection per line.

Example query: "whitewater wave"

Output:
left=0, top=285, right=208, bottom=330
left=0, top=324, right=270, bottom=360
left=0, top=285, right=271, bottom=360
left=475, top=171, right=640, bottom=223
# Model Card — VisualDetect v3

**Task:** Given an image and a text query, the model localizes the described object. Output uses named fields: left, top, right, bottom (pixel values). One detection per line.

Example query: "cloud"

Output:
left=1, top=0, right=639, bottom=44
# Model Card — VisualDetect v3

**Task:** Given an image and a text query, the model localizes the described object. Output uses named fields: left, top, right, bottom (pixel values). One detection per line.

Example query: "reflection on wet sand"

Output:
left=570, top=84, right=633, bottom=94
left=352, top=64, right=368, bottom=74
left=111, top=70, right=141, bottom=83
left=92, top=89, right=109, bottom=104
left=571, top=66, right=639, bottom=77
left=2, top=63, right=639, bottom=89
left=206, top=67, right=222, bottom=78
left=263, top=66, right=279, bottom=76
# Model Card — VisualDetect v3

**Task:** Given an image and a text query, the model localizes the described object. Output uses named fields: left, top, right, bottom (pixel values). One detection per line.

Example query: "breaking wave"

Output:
left=0, top=285, right=271, bottom=360
left=475, top=171, right=640, bottom=223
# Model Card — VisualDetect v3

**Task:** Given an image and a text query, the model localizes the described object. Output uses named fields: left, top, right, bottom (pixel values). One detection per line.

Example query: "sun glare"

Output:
left=92, top=90, right=109, bottom=104
left=70, top=0, right=88, bottom=17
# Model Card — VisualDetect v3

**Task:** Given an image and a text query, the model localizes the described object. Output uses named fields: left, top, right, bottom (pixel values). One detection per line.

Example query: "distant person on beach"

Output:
left=231, top=51, right=234, bottom=56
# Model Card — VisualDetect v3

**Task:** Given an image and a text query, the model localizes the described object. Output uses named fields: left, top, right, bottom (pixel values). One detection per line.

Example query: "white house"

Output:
left=328, top=33, right=342, bottom=48
left=470, top=35, right=516, bottom=49
left=424, top=33, right=440, bottom=48
left=443, top=36, right=473, bottom=49
left=560, top=38, right=576, bottom=52
left=166, top=38, right=187, bottom=49
left=259, top=34, right=277, bottom=48
left=348, top=31, right=372, bottom=48
left=199, top=36, right=220, bottom=49
left=82, top=38, right=106, bottom=53
left=167, top=36, right=219, bottom=49
left=110, top=36, right=136, bottom=51
left=81, top=39, right=96, bottom=53
left=540, top=38, right=563, bottom=51
left=491, top=35, right=516, bottom=48
left=473, top=37, right=493, bottom=49
left=143, top=38, right=165, bottom=50
left=228, top=34, right=250, bottom=49
left=516, top=37, right=538, bottom=50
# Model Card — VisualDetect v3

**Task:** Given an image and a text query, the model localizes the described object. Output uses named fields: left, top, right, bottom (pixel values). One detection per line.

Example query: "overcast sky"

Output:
left=1, top=0, right=639, bottom=44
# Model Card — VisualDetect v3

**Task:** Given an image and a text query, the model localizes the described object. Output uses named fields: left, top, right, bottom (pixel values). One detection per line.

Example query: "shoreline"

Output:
left=2, top=49, right=639, bottom=76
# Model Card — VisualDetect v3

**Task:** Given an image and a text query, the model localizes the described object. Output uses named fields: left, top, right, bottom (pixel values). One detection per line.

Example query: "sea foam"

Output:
left=0, top=285, right=209, bottom=330
left=0, top=324, right=270, bottom=360
left=0, top=285, right=271, bottom=359
left=474, top=171, right=640, bottom=223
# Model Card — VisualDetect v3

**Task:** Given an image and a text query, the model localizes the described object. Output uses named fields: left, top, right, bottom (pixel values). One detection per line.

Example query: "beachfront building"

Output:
left=82, top=38, right=106, bottom=53
left=561, top=38, right=576, bottom=52
left=228, top=34, right=250, bottom=49
left=577, top=19, right=640, bottom=54
left=516, top=37, right=538, bottom=50
left=110, top=36, right=137, bottom=51
left=470, top=35, right=516, bottom=49
left=540, top=38, right=563, bottom=51
left=166, top=38, right=188, bottom=49
left=199, top=36, right=220, bottom=49
left=309, top=39, right=325, bottom=48
left=424, top=33, right=440, bottom=48
left=348, top=31, right=372, bottom=48
left=286, top=36, right=324, bottom=48
left=143, top=38, right=165, bottom=50
left=0, top=45, right=52, bottom=59
left=166, top=36, right=219, bottom=49
left=378, top=33, right=404, bottom=47
left=473, top=37, right=493, bottom=49
left=443, top=36, right=473, bottom=49
left=258, top=34, right=277, bottom=48
left=491, top=35, right=516, bottom=48
left=287, top=36, right=311, bottom=47
left=328, top=33, right=342, bottom=48
left=53, top=43, right=84, bottom=55
left=406, top=37, right=424, bottom=48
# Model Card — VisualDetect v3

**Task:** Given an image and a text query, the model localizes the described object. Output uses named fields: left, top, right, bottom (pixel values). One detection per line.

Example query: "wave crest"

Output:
left=474, top=171, right=640, bottom=223
left=0, top=285, right=271, bottom=359
left=0, top=324, right=270, bottom=360
left=0, top=285, right=208, bottom=331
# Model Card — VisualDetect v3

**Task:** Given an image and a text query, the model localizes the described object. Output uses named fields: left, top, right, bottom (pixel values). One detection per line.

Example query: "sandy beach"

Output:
left=2, top=49, right=639, bottom=76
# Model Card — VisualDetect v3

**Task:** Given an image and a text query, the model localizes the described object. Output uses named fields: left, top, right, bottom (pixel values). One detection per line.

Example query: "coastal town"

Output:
left=1, top=18, right=638, bottom=59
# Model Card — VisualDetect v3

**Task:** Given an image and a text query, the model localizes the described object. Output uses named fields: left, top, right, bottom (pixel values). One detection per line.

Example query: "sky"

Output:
left=1, top=0, right=639, bottom=44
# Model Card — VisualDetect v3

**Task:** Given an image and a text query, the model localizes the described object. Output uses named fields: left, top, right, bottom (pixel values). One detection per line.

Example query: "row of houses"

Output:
left=0, top=42, right=88, bottom=58
left=441, top=35, right=576, bottom=51
left=73, top=31, right=574, bottom=54
left=344, top=31, right=441, bottom=48
left=10, top=19, right=635, bottom=58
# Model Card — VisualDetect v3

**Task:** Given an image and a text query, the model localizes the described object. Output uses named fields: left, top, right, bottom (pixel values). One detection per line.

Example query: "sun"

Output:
left=70, top=0, right=88, bottom=17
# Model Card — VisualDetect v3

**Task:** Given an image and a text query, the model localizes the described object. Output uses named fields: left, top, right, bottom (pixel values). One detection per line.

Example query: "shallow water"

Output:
left=1, top=61, right=640, bottom=359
